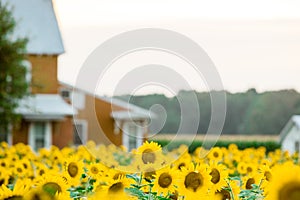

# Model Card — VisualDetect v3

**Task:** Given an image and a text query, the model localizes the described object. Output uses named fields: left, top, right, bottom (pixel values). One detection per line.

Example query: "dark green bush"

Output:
left=150, top=139, right=281, bottom=153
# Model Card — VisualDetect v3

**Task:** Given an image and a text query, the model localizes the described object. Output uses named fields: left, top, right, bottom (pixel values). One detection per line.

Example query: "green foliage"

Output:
left=117, top=88, right=300, bottom=135
left=125, top=174, right=172, bottom=200
left=0, top=2, right=28, bottom=133
left=239, top=183, right=264, bottom=200
left=68, top=173, right=96, bottom=199
left=113, top=152, right=133, bottom=166
left=151, top=139, right=281, bottom=153
left=236, top=177, right=264, bottom=200
left=226, top=177, right=264, bottom=200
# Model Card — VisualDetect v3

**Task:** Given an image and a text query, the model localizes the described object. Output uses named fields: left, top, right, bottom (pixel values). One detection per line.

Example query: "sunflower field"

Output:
left=0, top=140, right=299, bottom=200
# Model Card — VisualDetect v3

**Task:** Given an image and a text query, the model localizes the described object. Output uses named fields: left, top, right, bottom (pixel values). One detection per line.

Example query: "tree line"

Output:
left=117, top=89, right=300, bottom=135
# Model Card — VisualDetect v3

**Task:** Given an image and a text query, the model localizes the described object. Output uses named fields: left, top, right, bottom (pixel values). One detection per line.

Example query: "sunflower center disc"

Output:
left=213, top=152, right=219, bottom=158
left=184, top=172, right=203, bottom=192
left=279, top=181, right=300, bottom=200
left=210, top=168, right=221, bottom=184
left=142, top=149, right=156, bottom=164
left=217, top=189, right=231, bottom=200
left=4, top=196, right=24, bottom=200
left=91, top=167, right=99, bottom=174
left=158, top=172, right=172, bottom=188
left=109, top=182, right=124, bottom=193
left=144, top=168, right=156, bottom=180
left=43, top=182, right=62, bottom=196
left=264, top=171, right=272, bottom=181
left=68, top=162, right=79, bottom=177
left=245, top=178, right=255, bottom=189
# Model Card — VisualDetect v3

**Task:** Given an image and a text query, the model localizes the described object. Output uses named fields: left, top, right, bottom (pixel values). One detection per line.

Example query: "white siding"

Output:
left=72, top=91, right=86, bottom=110
left=282, top=125, right=300, bottom=154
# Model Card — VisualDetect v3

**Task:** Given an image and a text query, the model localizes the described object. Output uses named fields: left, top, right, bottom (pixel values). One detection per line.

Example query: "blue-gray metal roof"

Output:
left=2, top=0, right=64, bottom=55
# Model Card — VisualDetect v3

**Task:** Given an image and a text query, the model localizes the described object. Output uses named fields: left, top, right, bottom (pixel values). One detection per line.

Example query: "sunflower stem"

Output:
left=226, top=179, right=235, bottom=200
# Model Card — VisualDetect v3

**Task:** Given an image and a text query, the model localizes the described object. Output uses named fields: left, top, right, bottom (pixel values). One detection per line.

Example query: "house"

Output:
left=60, top=83, right=151, bottom=151
left=1, top=0, right=76, bottom=150
left=279, top=115, right=300, bottom=154
left=1, top=0, right=151, bottom=151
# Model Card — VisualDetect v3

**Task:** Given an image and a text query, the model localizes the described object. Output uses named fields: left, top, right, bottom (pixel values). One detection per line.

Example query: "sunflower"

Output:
left=242, top=173, right=263, bottom=190
left=25, top=188, right=53, bottom=200
left=63, top=156, right=84, bottom=186
left=171, top=152, right=192, bottom=171
left=237, top=161, right=247, bottom=175
left=13, top=162, right=27, bottom=178
left=136, top=141, right=162, bottom=164
left=0, top=167, right=10, bottom=187
left=0, top=158, right=8, bottom=168
left=207, top=147, right=223, bottom=162
left=25, top=187, right=71, bottom=200
left=34, top=174, right=70, bottom=198
left=107, top=168, right=126, bottom=181
left=208, top=161, right=228, bottom=192
left=0, top=178, right=32, bottom=199
left=245, top=162, right=257, bottom=176
left=141, top=163, right=159, bottom=181
left=213, top=180, right=240, bottom=200
left=34, top=163, right=50, bottom=178
left=92, top=176, right=134, bottom=200
left=260, top=165, right=272, bottom=181
left=259, top=164, right=272, bottom=190
left=213, top=188, right=232, bottom=200
left=178, top=163, right=212, bottom=200
left=228, top=143, right=238, bottom=152
left=152, top=166, right=179, bottom=196
left=194, top=147, right=209, bottom=160
left=265, top=163, right=300, bottom=200
left=86, top=163, right=105, bottom=180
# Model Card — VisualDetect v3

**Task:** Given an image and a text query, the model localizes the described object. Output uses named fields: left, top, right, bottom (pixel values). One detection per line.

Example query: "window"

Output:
left=29, top=122, right=52, bottom=151
left=73, top=120, right=87, bottom=146
left=128, top=124, right=137, bottom=151
left=34, top=122, right=46, bottom=150
left=60, top=88, right=71, bottom=100
left=295, top=141, right=300, bottom=153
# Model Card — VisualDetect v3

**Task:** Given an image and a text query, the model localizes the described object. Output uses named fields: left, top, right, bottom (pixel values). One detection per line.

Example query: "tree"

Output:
left=0, top=2, right=28, bottom=140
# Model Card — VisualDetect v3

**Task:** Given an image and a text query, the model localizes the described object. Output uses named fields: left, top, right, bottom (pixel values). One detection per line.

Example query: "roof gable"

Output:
left=59, top=81, right=152, bottom=120
left=2, top=0, right=64, bottom=55
left=279, top=115, right=300, bottom=143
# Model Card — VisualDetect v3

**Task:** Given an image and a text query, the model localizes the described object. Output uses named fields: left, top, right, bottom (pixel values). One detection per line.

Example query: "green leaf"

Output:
left=126, top=173, right=141, bottom=183
left=125, top=187, right=145, bottom=198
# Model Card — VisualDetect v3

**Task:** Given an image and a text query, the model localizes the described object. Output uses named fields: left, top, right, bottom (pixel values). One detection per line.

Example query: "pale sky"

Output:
left=53, top=0, right=300, bottom=95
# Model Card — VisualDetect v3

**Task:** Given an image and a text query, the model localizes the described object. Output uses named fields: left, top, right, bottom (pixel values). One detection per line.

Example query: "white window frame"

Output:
left=22, top=60, right=32, bottom=83
left=122, top=121, right=143, bottom=151
left=28, top=121, right=52, bottom=151
left=0, top=124, right=12, bottom=145
left=22, top=60, right=32, bottom=93
left=7, top=124, right=12, bottom=146
left=73, top=120, right=88, bottom=146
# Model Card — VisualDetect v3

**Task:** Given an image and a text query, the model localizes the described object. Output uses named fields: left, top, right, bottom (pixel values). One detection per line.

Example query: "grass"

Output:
left=150, top=139, right=281, bottom=153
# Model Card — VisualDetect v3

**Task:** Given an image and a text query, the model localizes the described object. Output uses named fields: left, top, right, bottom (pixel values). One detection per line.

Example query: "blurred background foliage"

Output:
left=117, top=89, right=300, bottom=135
